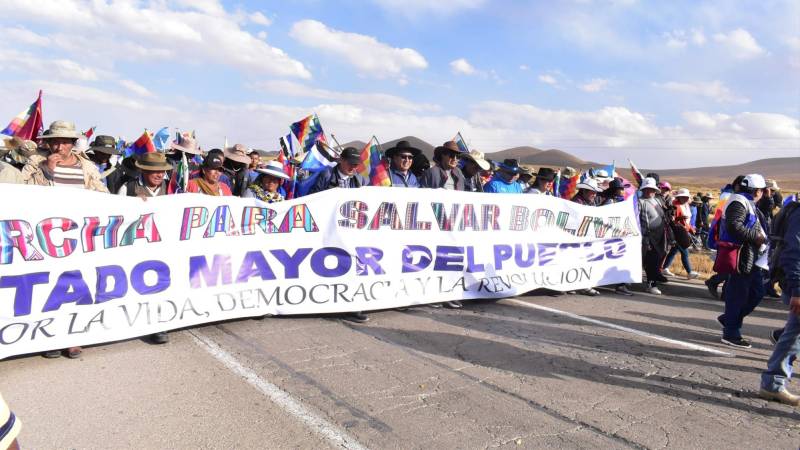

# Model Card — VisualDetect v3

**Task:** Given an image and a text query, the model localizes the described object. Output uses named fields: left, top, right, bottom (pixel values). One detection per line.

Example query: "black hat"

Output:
left=534, top=167, right=557, bottom=182
left=608, top=178, right=625, bottom=190
left=89, top=135, right=120, bottom=155
left=340, top=147, right=361, bottom=164
left=202, top=153, right=225, bottom=170
left=497, top=158, right=521, bottom=174
left=385, top=140, right=421, bottom=158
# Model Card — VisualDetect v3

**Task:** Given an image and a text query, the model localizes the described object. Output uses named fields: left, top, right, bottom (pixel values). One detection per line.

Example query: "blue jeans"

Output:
left=720, top=270, right=765, bottom=339
left=664, top=245, right=692, bottom=273
left=761, top=300, right=800, bottom=392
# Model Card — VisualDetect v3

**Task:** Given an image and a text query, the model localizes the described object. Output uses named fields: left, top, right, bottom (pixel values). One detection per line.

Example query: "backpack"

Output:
left=768, top=200, right=800, bottom=285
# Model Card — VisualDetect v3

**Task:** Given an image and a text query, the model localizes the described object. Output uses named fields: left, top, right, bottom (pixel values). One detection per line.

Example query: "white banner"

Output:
left=0, top=185, right=641, bottom=358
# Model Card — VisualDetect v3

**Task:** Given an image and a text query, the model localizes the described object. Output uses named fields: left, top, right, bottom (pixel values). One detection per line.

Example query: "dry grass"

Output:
left=665, top=249, right=715, bottom=280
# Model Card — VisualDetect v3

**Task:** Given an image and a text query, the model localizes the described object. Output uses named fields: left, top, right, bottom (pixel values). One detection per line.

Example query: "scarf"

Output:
left=195, top=178, right=221, bottom=196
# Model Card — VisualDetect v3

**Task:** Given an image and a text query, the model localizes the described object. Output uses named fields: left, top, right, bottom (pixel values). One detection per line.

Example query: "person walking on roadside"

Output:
left=570, top=178, right=603, bottom=296
left=601, top=178, right=635, bottom=296
left=0, top=392, right=21, bottom=450
left=759, top=197, right=800, bottom=405
left=187, top=153, right=233, bottom=196
left=22, top=121, right=107, bottom=359
left=308, top=147, right=372, bottom=322
left=117, top=152, right=174, bottom=344
left=385, top=140, right=421, bottom=188
left=662, top=188, right=701, bottom=279
left=528, top=167, right=557, bottom=195
left=420, top=141, right=465, bottom=190
left=459, top=150, right=491, bottom=192
left=639, top=177, right=669, bottom=295
left=483, top=159, right=524, bottom=194
left=718, top=174, right=769, bottom=348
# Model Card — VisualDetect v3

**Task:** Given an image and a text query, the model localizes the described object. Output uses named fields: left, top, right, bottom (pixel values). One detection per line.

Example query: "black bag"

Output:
left=671, top=223, right=693, bottom=249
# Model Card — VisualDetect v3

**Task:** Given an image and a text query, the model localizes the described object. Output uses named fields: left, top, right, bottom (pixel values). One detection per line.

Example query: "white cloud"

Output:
left=5, top=26, right=51, bottom=46
left=786, top=36, right=800, bottom=51
left=2, top=0, right=311, bottom=79
left=580, top=78, right=609, bottom=92
left=289, top=19, right=427, bottom=78
left=249, top=11, right=272, bottom=26
left=0, top=49, right=105, bottom=81
left=370, top=0, right=486, bottom=15
left=519, top=64, right=530, bottom=71
left=654, top=80, right=749, bottom=104
left=250, top=80, right=439, bottom=112
left=118, top=79, right=154, bottom=98
left=450, top=58, right=477, bottom=75
left=663, top=28, right=706, bottom=49
left=713, top=28, right=766, bottom=59
left=538, top=74, right=559, bottom=86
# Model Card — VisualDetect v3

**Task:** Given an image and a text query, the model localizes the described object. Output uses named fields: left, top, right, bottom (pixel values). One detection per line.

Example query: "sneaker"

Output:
left=428, top=303, right=443, bottom=308
left=647, top=286, right=662, bottom=295
left=721, top=337, right=751, bottom=348
left=581, top=288, right=600, bottom=297
left=662, top=269, right=676, bottom=277
left=615, top=285, right=634, bottom=296
left=343, top=312, right=369, bottom=323
left=443, top=301, right=463, bottom=309
left=687, top=271, right=700, bottom=280
left=151, top=332, right=169, bottom=345
left=66, top=346, right=83, bottom=359
left=705, top=280, right=719, bottom=299
left=770, top=328, right=784, bottom=345
left=765, top=289, right=781, bottom=299
left=758, top=388, right=800, bottom=406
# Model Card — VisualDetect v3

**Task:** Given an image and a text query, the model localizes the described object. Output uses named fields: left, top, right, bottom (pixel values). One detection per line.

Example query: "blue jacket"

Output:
left=780, top=206, right=800, bottom=299
left=484, top=174, right=523, bottom=194
left=389, top=168, right=419, bottom=188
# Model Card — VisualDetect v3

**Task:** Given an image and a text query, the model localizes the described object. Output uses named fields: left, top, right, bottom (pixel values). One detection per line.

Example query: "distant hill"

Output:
left=484, top=146, right=543, bottom=161
left=338, top=135, right=799, bottom=190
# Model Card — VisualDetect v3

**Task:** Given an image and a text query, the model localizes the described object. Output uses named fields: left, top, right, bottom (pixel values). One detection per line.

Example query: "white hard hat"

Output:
left=741, top=174, right=766, bottom=190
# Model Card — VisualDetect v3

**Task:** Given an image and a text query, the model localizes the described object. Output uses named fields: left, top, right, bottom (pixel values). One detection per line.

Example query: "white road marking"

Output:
left=503, top=299, right=733, bottom=357
left=189, top=330, right=370, bottom=450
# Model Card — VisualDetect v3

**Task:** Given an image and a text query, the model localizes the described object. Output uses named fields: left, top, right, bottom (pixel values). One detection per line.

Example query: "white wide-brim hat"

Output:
left=255, top=160, right=290, bottom=180
left=640, top=177, right=658, bottom=191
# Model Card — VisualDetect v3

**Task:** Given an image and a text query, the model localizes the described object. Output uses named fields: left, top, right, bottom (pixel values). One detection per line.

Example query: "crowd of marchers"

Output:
left=0, top=120, right=799, bottom=409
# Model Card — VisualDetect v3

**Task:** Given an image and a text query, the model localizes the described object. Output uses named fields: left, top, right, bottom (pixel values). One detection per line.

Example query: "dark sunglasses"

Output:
left=396, top=153, right=414, bottom=160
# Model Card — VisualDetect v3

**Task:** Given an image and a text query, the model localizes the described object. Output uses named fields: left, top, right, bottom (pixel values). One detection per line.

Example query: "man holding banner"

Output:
left=308, top=147, right=370, bottom=322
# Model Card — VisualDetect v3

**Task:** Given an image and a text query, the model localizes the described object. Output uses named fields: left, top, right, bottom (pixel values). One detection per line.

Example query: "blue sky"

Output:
left=0, top=0, right=798, bottom=168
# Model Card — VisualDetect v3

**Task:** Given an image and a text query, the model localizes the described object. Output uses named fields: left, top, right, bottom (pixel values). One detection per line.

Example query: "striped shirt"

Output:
left=0, top=393, right=21, bottom=449
left=52, top=161, right=85, bottom=189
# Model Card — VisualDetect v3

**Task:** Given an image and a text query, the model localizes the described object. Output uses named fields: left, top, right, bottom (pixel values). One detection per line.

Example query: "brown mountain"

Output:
left=483, top=146, right=542, bottom=160
left=338, top=135, right=799, bottom=189
left=643, top=157, right=800, bottom=191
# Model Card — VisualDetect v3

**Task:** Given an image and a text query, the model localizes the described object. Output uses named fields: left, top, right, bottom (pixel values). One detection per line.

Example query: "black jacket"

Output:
left=725, top=200, right=767, bottom=274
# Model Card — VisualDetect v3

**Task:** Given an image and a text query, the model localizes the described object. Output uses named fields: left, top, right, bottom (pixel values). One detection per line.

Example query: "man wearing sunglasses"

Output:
left=385, top=140, right=421, bottom=188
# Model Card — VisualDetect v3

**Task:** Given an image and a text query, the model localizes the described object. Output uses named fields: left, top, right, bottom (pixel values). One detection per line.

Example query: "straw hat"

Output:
left=170, top=134, right=202, bottom=155
left=39, top=121, right=80, bottom=140
left=224, top=143, right=252, bottom=164
left=459, top=150, right=491, bottom=171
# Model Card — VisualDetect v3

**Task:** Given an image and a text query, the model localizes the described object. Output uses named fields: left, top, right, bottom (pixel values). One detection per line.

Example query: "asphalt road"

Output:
left=2, top=279, right=799, bottom=449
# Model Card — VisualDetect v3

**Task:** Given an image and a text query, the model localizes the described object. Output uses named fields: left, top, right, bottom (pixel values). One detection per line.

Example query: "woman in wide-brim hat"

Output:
left=244, top=160, right=289, bottom=203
